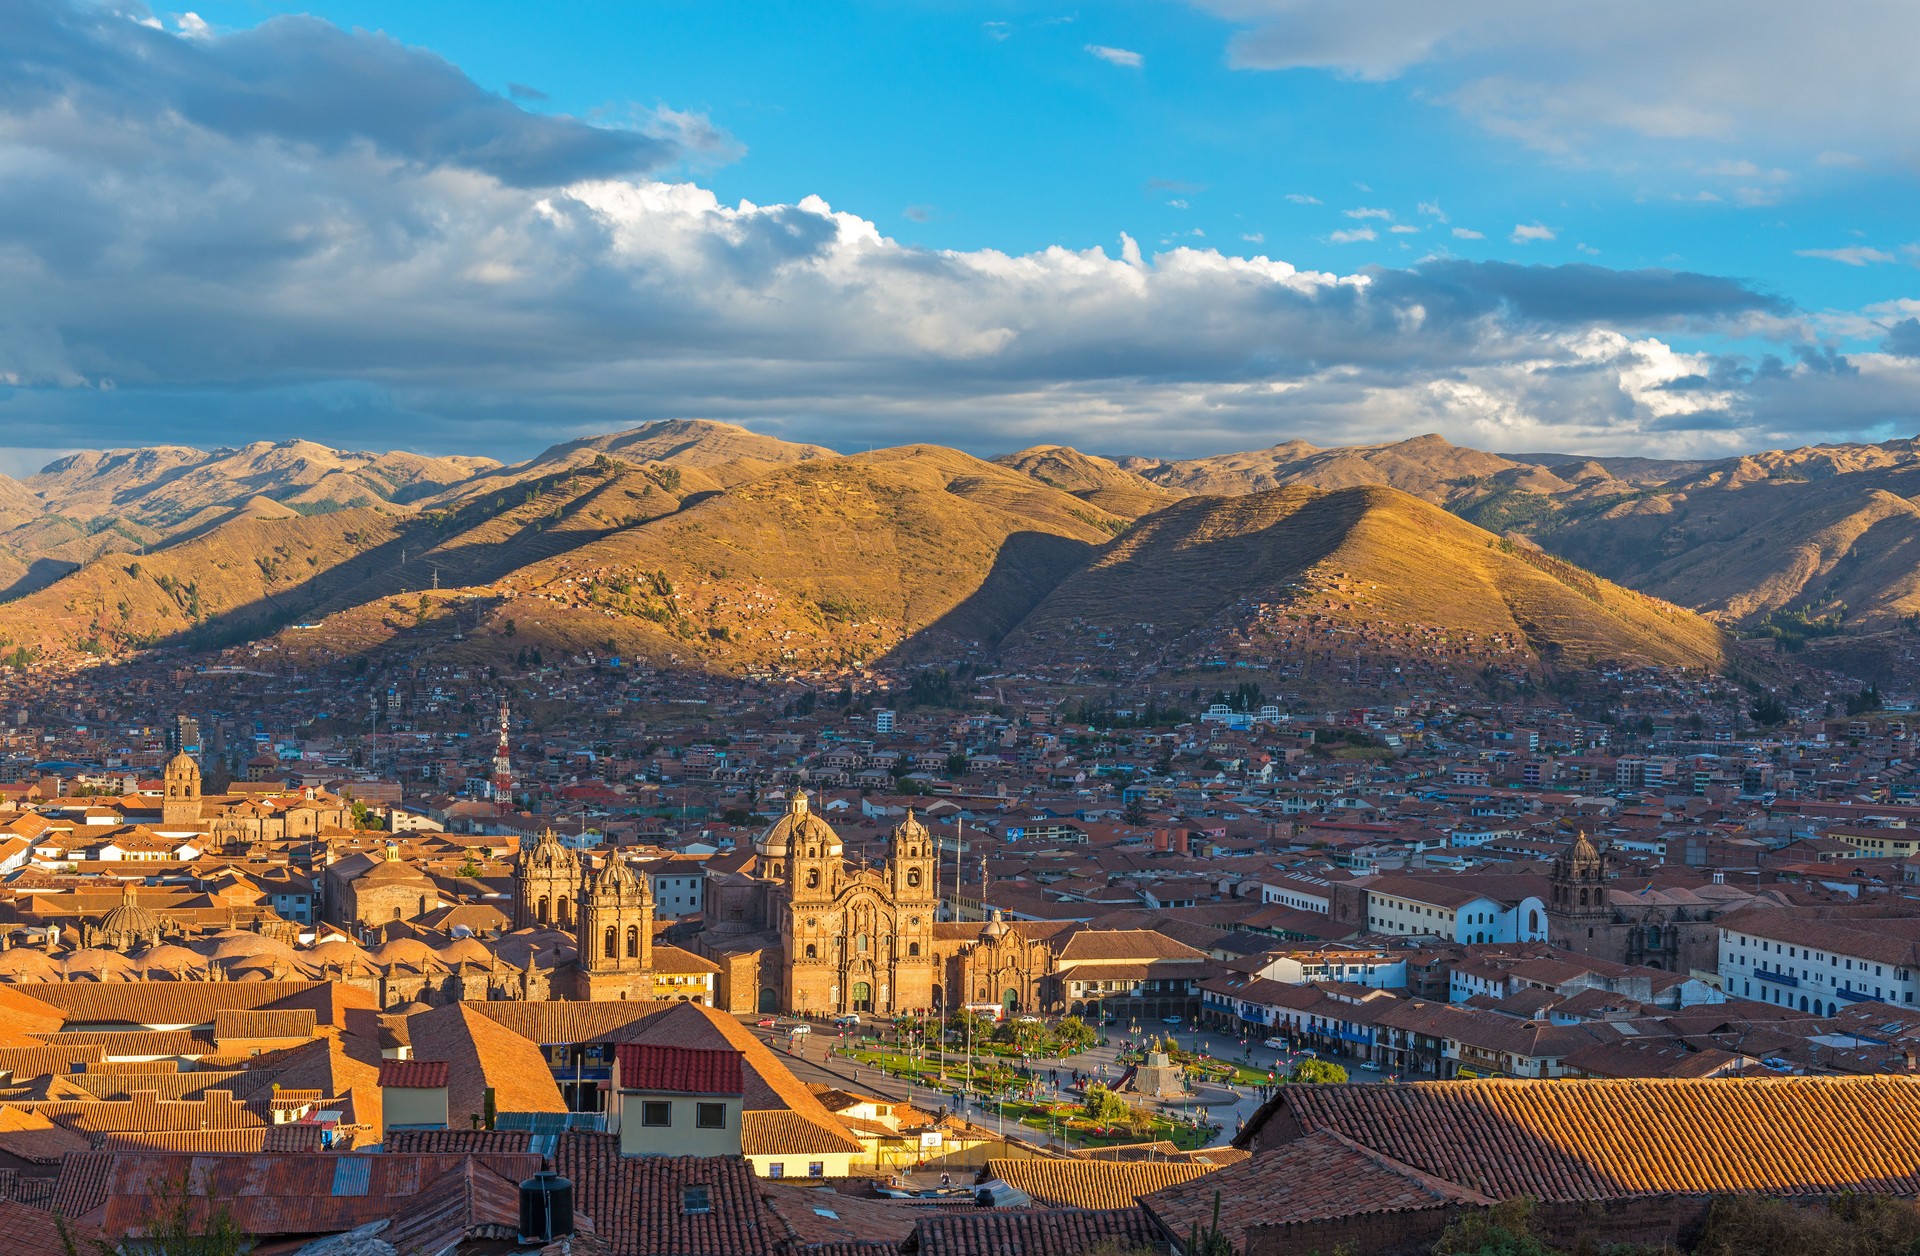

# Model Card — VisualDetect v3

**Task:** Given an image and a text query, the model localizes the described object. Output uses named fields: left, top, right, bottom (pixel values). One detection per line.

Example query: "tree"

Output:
left=1287, top=1058, right=1348, bottom=1085
left=61, top=1173, right=250, bottom=1256
left=1750, top=695, right=1789, bottom=726
left=1432, top=1198, right=1560, bottom=1256
left=1122, top=794, right=1149, bottom=826
left=1083, top=1084, right=1130, bottom=1124
left=1054, top=1015, right=1096, bottom=1052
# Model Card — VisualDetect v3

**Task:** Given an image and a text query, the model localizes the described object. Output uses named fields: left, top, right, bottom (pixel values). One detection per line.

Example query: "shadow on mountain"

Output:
left=0, top=558, right=81, bottom=602
left=880, top=530, right=1101, bottom=664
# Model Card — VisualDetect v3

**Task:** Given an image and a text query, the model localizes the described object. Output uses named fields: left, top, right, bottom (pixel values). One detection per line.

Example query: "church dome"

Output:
left=93, top=885, right=164, bottom=951
left=0, top=948, right=62, bottom=979
left=983, top=909, right=1010, bottom=941
left=893, top=809, right=929, bottom=844
left=757, top=790, right=841, bottom=858
left=209, top=929, right=299, bottom=961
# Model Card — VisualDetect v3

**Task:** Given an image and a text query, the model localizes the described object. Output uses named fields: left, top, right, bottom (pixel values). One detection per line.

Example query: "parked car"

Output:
left=1360, top=1061, right=1382, bottom=1072
left=1262, top=1037, right=1287, bottom=1050
left=783, top=1021, right=812, bottom=1035
left=1162, top=1016, right=1183, bottom=1025
left=754, top=1016, right=778, bottom=1028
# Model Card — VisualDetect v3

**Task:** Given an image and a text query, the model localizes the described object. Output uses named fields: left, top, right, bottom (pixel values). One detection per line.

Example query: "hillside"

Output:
left=275, top=445, right=1122, bottom=672
left=1117, top=433, right=1584, bottom=504
left=1005, top=485, right=1726, bottom=673
left=429, top=419, right=836, bottom=507
left=994, top=446, right=1184, bottom=518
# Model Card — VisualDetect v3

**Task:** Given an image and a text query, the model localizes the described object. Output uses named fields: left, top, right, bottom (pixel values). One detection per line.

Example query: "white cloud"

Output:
left=1086, top=44, right=1144, bottom=68
left=1196, top=0, right=1920, bottom=171
left=0, top=0, right=1896, bottom=464
left=1344, top=206, right=1393, bottom=219
left=1577, top=243, right=1600, bottom=255
left=1511, top=222, right=1556, bottom=243
left=174, top=12, right=212, bottom=39
left=983, top=20, right=1012, bottom=40
left=1417, top=201, right=1448, bottom=222
left=1168, top=198, right=1189, bottom=209
left=1389, top=224, right=1420, bottom=233
left=1452, top=227, right=1485, bottom=239
left=1285, top=193, right=1323, bottom=204
left=1329, top=227, right=1377, bottom=243
left=1242, top=232, right=1265, bottom=243
left=1797, top=247, right=1896, bottom=266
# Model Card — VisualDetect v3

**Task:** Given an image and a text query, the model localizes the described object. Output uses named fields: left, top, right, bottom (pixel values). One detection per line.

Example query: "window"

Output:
left=908, top=942, right=921, bottom=956
left=804, top=943, right=817, bottom=959
left=809, top=1161, right=825, bottom=1178
left=696, top=1102, right=726, bottom=1129
left=605, top=927, right=617, bottom=959
left=627, top=925, right=641, bottom=958
left=806, top=870, right=820, bottom=889
left=768, top=1163, right=784, bottom=1178
left=641, top=1101, right=672, bottom=1127
left=682, top=1186, right=711, bottom=1215
left=907, top=869, right=921, bottom=887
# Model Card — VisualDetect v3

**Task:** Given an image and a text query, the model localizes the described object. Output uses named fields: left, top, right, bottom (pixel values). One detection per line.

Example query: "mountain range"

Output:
left=3, top=419, right=1916, bottom=680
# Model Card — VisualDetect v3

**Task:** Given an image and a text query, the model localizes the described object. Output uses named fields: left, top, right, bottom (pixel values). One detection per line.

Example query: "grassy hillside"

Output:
left=1007, top=485, right=1725, bottom=672
left=994, top=445, right=1183, bottom=518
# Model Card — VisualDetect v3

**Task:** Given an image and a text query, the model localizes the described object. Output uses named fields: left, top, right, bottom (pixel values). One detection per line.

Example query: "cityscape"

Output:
left=4, top=2, right=1920, bottom=1255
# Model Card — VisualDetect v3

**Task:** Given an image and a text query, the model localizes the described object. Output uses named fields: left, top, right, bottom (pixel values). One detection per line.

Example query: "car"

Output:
left=1262, top=1037, right=1287, bottom=1050
left=754, top=1016, right=778, bottom=1028
left=1360, top=1061, right=1382, bottom=1072
left=833, top=1014, right=860, bottom=1028
left=1299, top=1048, right=1318, bottom=1058
left=1162, top=1016, right=1183, bottom=1025
left=783, top=1021, right=812, bottom=1036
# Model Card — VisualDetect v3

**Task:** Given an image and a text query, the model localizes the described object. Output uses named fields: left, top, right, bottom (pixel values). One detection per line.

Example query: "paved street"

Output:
left=740, top=1018, right=1399, bottom=1149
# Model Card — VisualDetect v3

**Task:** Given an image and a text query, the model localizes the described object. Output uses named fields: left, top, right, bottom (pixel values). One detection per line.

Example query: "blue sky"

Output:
left=1, top=0, right=1917, bottom=469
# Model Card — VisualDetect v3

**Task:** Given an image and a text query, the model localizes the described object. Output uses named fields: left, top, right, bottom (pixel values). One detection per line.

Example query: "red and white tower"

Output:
left=491, top=699, right=514, bottom=815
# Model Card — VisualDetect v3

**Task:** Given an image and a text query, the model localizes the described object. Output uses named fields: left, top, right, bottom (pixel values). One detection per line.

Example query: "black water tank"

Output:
left=519, top=1172, right=574, bottom=1242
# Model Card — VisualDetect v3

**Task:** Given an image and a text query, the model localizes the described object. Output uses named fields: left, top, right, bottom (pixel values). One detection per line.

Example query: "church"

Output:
left=693, top=792, right=1056, bottom=1018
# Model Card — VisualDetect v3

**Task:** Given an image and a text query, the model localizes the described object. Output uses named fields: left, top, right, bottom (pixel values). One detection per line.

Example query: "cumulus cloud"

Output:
left=1328, top=227, right=1377, bottom=243
left=1417, top=202, right=1448, bottom=222
left=1086, top=44, right=1144, bottom=67
left=1344, top=207, right=1393, bottom=219
left=1511, top=222, right=1556, bottom=243
left=1194, top=0, right=1920, bottom=170
left=0, top=0, right=1906, bottom=461
left=1452, top=227, right=1486, bottom=240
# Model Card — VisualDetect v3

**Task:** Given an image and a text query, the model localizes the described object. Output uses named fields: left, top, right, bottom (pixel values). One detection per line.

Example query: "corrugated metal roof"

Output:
left=330, top=1156, right=371, bottom=1197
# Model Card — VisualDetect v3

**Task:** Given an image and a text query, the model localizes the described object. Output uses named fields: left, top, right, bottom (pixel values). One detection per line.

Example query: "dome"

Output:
left=63, top=948, right=139, bottom=977
left=435, top=937, right=495, bottom=967
left=209, top=930, right=299, bottom=962
left=371, top=938, right=444, bottom=969
left=136, top=943, right=208, bottom=973
left=756, top=790, right=842, bottom=858
left=93, top=885, right=164, bottom=951
left=0, top=949, right=62, bottom=979
left=983, top=908, right=1010, bottom=941
left=893, top=808, right=929, bottom=843
left=306, top=938, right=372, bottom=968
left=164, top=751, right=200, bottom=778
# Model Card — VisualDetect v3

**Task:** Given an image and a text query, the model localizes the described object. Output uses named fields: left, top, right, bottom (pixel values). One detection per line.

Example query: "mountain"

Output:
left=1005, top=485, right=1726, bottom=673
left=1116, top=433, right=1581, bottom=504
left=263, top=445, right=1121, bottom=672
left=992, top=446, right=1183, bottom=518
left=26, top=439, right=496, bottom=522
left=428, top=419, right=836, bottom=506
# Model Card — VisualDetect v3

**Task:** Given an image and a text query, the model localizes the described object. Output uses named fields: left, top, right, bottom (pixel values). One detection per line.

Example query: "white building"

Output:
left=1363, top=875, right=1549, bottom=945
left=1717, top=906, right=1920, bottom=1014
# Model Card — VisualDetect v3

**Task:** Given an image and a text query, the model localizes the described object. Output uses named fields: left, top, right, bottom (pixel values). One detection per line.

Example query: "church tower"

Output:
left=515, top=829, right=580, bottom=931
left=1550, top=831, right=1609, bottom=921
left=886, top=809, right=939, bottom=1011
left=574, top=852, right=656, bottom=1001
left=786, top=792, right=842, bottom=903
left=161, top=752, right=202, bottom=827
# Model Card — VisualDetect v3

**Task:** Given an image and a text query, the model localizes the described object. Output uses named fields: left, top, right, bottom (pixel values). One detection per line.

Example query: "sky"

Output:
left=2, top=0, right=1919, bottom=473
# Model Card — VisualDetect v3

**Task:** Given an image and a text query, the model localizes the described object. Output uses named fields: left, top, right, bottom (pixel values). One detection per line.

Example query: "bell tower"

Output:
left=161, top=752, right=202, bottom=826
left=887, top=809, right=939, bottom=1012
left=1550, top=831, right=1609, bottom=921
left=788, top=792, right=840, bottom=903
left=515, top=829, right=580, bottom=931
left=575, top=852, right=656, bottom=1001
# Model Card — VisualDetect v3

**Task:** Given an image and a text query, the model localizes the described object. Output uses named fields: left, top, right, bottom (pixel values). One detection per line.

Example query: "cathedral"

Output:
left=695, top=792, right=1054, bottom=1018
left=513, top=828, right=663, bottom=1002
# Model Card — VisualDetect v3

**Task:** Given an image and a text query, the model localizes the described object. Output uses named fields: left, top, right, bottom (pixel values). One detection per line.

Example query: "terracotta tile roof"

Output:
left=1055, top=929, right=1208, bottom=963
left=615, top=1044, right=743, bottom=1096
left=0, top=1045, right=102, bottom=1078
left=17, top=1088, right=264, bottom=1135
left=0, top=1108, right=90, bottom=1162
left=0, top=1196, right=92, bottom=1256
left=554, top=1133, right=778, bottom=1255
left=211, top=1009, right=317, bottom=1041
left=406, top=1003, right=567, bottom=1126
left=31, top=1030, right=210, bottom=1058
left=1247, top=1076, right=1920, bottom=1201
left=757, top=1181, right=928, bottom=1250
left=383, top=1128, right=537, bottom=1156
left=9, top=981, right=340, bottom=1030
left=914, top=1206, right=1156, bottom=1256
left=0, top=988, right=66, bottom=1038
left=383, top=1155, right=524, bottom=1255
left=982, top=1157, right=1216, bottom=1210
left=1142, top=1128, right=1491, bottom=1246
left=379, top=1059, right=451, bottom=1090
left=50, top=1149, right=113, bottom=1221
left=66, top=1068, right=274, bottom=1103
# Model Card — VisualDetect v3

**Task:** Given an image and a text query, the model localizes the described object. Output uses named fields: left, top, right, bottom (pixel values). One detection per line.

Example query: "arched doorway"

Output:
left=758, top=987, right=777, bottom=1014
left=852, top=981, right=873, bottom=1012
left=1003, top=988, right=1019, bottom=1014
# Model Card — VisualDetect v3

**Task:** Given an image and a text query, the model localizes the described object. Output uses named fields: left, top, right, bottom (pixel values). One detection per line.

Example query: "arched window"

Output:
left=605, top=927, right=617, bottom=959
left=857, top=934, right=868, bottom=953
left=538, top=896, right=550, bottom=924
left=806, top=870, right=820, bottom=889
left=906, top=869, right=921, bottom=888
left=1528, top=909, right=1540, bottom=936
left=627, top=925, right=641, bottom=958
left=558, top=896, right=571, bottom=927
left=808, top=847, right=817, bottom=859
left=908, top=942, right=920, bottom=957
left=805, top=943, right=817, bottom=959
left=392, top=907, right=402, bottom=921
left=1578, top=889, right=1588, bottom=907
